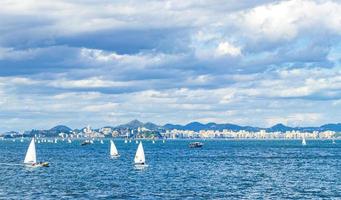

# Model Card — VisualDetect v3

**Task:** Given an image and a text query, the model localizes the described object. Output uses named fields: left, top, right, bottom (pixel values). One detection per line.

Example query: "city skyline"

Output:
left=0, top=0, right=340, bottom=131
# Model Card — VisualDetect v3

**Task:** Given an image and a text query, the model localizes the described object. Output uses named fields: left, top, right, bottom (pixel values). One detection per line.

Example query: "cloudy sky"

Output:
left=0, top=0, right=340, bottom=131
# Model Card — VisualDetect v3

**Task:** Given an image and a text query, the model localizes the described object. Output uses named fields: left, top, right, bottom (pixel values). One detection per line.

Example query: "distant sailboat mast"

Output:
left=302, top=136, right=307, bottom=146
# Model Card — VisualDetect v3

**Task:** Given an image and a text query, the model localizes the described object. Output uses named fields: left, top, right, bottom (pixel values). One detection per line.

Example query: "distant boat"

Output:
left=100, top=140, right=104, bottom=144
left=162, top=139, right=165, bottom=143
left=332, top=139, right=336, bottom=144
left=302, top=137, right=307, bottom=146
left=68, top=139, right=72, bottom=143
left=110, top=140, right=120, bottom=157
left=134, top=142, right=146, bottom=166
left=81, top=140, right=91, bottom=146
left=189, top=142, right=204, bottom=148
left=129, top=139, right=132, bottom=143
left=54, top=139, right=58, bottom=143
left=135, top=140, right=138, bottom=144
left=152, top=140, right=155, bottom=144
left=24, top=138, right=49, bottom=167
left=124, top=139, right=128, bottom=143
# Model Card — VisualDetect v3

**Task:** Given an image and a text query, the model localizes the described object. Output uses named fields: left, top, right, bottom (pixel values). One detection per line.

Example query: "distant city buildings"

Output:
left=163, top=129, right=337, bottom=139
left=0, top=124, right=339, bottom=140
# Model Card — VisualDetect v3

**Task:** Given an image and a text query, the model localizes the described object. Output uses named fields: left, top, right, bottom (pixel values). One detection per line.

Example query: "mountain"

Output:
left=162, top=122, right=260, bottom=132
left=183, top=122, right=207, bottom=132
left=49, top=125, right=72, bottom=133
left=163, top=123, right=184, bottom=130
left=5, top=121, right=341, bottom=138
left=161, top=122, right=341, bottom=132
left=319, top=123, right=341, bottom=131
left=144, top=122, right=160, bottom=130
left=116, top=119, right=144, bottom=129
left=266, top=123, right=294, bottom=132
left=115, top=120, right=161, bottom=130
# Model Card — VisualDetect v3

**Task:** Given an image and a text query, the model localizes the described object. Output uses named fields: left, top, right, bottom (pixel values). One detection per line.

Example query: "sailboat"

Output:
left=110, top=140, right=120, bottom=158
left=152, top=140, right=155, bottom=144
left=302, top=137, right=307, bottom=146
left=100, top=139, right=104, bottom=144
left=24, top=138, right=49, bottom=167
left=134, top=142, right=146, bottom=166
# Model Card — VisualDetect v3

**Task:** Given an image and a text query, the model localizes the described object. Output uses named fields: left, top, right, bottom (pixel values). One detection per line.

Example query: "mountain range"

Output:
left=4, top=120, right=338, bottom=137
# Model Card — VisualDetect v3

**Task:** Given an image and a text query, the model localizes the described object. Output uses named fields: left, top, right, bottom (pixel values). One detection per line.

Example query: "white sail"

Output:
left=110, top=140, right=119, bottom=156
left=134, top=142, right=145, bottom=164
left=24, top=138, right=37, bottom=164
left=302, top=137, right=306, bottom=146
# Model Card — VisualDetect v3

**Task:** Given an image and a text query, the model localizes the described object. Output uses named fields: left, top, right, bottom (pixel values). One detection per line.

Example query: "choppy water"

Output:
left=0, top=139, right=340, bottom=199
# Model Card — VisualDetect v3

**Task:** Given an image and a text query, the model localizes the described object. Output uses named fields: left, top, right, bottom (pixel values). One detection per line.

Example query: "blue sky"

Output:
left=0, top=0, right=340, bottom=131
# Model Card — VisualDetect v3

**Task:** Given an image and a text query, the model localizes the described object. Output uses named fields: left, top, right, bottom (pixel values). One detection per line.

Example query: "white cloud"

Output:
left=234, top=0, right=341, bottom=41
left=49, top=77, right=132, bottom=89
left=215, top=41, right=241, bottom=57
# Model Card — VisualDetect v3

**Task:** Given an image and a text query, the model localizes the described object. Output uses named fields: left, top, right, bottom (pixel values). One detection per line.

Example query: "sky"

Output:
left=0, top=0, right=340, bottom=131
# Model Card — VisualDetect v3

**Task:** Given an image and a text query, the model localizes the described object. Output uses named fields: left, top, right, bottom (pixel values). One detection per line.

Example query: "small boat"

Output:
left=68, top=139, right=72, bottom=143
left=110, top=140, right=120, bottom=158
left=189, top=142, right=204, bottom=148
left=124, top=139, right=128, bottom=143
left=162, top=139, right=165, bottom=143
left=332, top=139, right=336, bottom=144
left=24, top=138, right=49, bottom=167
left=152, top=140, right=155, bottom=144
left=302, top=137, right=307, bottom=146
left=135, top=140, right=138, bottom=144
left=100, top=140, right=104, bottom=144
left=134, top=142, right=146, bottom=166
left=81, top=140, right=91, bottom=146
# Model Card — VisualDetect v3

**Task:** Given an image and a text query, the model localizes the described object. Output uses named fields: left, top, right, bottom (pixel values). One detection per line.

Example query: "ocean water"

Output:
left=0, top=139, right=340, bottom=199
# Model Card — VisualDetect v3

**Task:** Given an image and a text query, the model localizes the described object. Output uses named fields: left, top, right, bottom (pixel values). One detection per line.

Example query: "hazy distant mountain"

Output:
left=116, top=119, right=144, bottom=129
left=115, top=120, right=161, bottom=130
left=162, top=122, right=260, bottom=132
left=144, top=122, right=160, bottom=130
left=320, top=123, right=341, bottom=131
left=6, top=121, right=341, bottom=138
left=49, top=125, right=72, bottom=133
left=161, top=122, right=341, bottom=132
left=266, top=123, right=294, bottom=132
left=163, top=123, right=183, bottom=130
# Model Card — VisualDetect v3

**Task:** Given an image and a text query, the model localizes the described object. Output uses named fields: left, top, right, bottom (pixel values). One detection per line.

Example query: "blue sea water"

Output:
left=0, top=139, right=340, bottom=199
